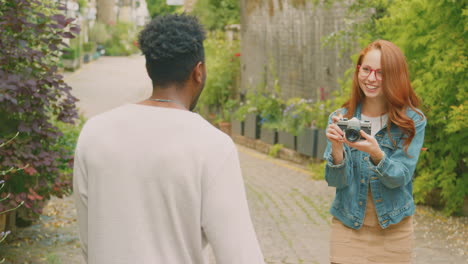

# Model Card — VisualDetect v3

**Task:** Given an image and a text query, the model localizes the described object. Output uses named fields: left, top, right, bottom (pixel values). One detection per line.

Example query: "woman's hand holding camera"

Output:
left=326, top=114, right=345, bottom=164
left=326, top=114, right=384, bottom=165
left=346, top=131, right=384, bottom=165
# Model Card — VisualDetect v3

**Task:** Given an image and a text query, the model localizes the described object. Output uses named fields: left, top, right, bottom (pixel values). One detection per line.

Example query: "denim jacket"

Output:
left=324, top=104, right=426, bottom=229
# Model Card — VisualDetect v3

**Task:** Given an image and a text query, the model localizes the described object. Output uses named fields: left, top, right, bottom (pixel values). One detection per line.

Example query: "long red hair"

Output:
left=343, top=40, right=422, bottom=151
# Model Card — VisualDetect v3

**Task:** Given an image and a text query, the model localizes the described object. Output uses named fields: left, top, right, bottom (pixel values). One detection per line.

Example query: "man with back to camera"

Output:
left=73, top=14, right=265, bottom=264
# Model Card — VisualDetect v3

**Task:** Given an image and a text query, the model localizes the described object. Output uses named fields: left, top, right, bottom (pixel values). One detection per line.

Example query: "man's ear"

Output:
left=193, top=62, right=205, bottom=83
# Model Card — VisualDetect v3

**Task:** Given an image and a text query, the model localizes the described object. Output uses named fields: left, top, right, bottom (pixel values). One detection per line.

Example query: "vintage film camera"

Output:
left=336, top=117, right=372, bottom=142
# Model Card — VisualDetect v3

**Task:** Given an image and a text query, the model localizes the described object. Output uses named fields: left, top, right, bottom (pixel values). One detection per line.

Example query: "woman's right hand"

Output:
left=326, top=114, right=345, bottom=146
left=326, top=114, right=345, bottom=164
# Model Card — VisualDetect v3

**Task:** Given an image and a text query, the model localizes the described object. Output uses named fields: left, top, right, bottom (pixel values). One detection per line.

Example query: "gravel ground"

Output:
left=413, top=205, right=468, bottom=263
left=0, top=196, right=83, bottom=264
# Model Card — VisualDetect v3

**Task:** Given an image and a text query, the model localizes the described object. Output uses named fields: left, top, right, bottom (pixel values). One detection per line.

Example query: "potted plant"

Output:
left=233, top=92, right=263, bottom=139
left=195, top=32, right=241, bottom=134
left=310, top=100, right=332, bottom=159
left=258, top=91, right=284, bottom=145
left=293, top=99, right=332, bottom=158
left=82, top=42, right=96, bottom=63
left=278, top=98, right=315, bottom=151
left=216, top=99, right=238, bottom=136
left=61, top=47, right=80, bottom=71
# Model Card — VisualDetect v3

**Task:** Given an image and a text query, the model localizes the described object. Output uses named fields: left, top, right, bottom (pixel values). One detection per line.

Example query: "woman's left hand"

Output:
left=345, top=130, right=384, bottom=164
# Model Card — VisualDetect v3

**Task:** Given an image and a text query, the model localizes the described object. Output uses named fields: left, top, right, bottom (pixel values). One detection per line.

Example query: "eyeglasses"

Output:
left=358, top=65, right=383, bottom=81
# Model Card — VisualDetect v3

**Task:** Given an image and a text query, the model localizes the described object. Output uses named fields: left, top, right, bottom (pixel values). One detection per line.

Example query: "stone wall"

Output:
left=240, top=0, right=355, bottom=101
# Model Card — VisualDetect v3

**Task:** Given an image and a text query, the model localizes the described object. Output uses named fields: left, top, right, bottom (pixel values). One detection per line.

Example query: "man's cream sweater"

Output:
left=73, top=104, right=264, bottom=264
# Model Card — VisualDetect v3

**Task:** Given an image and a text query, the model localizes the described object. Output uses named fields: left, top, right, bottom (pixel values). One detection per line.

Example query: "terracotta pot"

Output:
left=208, top=113, right=216, bottom=125
left=218, top=122, right=232, bottom=137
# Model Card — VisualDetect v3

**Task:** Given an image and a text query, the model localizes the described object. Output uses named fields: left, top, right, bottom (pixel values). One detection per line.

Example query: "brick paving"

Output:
left=238, top=145, right=333, bottom=264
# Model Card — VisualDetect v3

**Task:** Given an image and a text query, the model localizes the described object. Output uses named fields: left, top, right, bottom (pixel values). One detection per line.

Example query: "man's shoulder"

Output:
left=192, top=117, right=235, bottom=148
left=82, top=104, right=132, bottom=125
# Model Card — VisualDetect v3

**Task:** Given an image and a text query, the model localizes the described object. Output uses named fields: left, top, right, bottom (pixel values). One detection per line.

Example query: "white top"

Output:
left=361, top=114, right=388, bottom=136
left=73, top=104, right=265, bottom=264
left=361, top=113, right=389, bottom=226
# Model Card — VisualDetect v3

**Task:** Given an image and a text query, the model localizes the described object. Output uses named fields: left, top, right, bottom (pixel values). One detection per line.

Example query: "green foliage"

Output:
left=46, top=254, right=61, bottom=264
left=377, top=0, right=467, bottom=215
left=61, top=47, right=80, bottom=60
left=82, top=42, right=96, bottom=53
left=147, top=0, right=179, bottom=18
left=216, top=99, right=238, bottom=123
left=233, top=74, right=283, bottom=125
left=268, top=144, right=283, bottom=158
left=196, top=32, right=240, bottom=121
left=307, top=161, right=326, bottom=181
left=233, top=90, right=329, bottom=134
left=257, top=90, right=285, bottom=130
left=77, top=0, right=87, bottom=14
left=192, top=0, right=240, bottom=30
left=326, top=0, right=467, bottom=215
left=232, top=92, right=262, bottom=121
left=321, top=0, right=390, bottom=55
left=103, top=22, right=140, bottom=56
left=89, top=22, right=110, bottom=44
left=50, top=116, right=86, bottom=197
left=280, top=98, right=315, bottom=136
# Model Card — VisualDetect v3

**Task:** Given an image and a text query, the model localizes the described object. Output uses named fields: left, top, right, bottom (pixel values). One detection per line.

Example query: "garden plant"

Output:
left=0, top=0, right=80, bottom=221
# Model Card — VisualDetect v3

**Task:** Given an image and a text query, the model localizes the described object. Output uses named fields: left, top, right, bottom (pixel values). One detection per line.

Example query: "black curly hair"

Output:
left=138, top=14, right=206, bottom=88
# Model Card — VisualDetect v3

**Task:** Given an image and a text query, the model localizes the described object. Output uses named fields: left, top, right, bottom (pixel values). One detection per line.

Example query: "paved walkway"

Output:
left=240, top=145, right=333, bottom=264
left=65, top=55, right=152, bottom=118
left=1, top=56, right=466, bottom=263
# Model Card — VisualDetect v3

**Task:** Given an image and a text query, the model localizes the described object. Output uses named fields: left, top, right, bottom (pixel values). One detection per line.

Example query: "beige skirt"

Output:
left=330, top=190, right=414, bottom=264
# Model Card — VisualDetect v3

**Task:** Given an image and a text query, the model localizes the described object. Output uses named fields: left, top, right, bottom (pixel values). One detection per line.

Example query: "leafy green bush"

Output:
left=280, top=98, right=315, bottom=136
left=104, top=22, right=140, bottom=56
left=61, top=47, right=80, bottom=60
left=232, top=92, right=262, bottom=121
left=197, top=32, right=240, bottom=121
left=307, top=161, right=326, bottom=181
left=254, top=80, right=285, bottom=130
left=89, top=22, right=111, bottom=44
left=82, top=42, right=96, bottom=53
left=232, top=91, right=330, bottom=134
left=268, top=144, right=283, bottom=158
left=50, top=117, right=85, bottom=197
left=378, top=0, right=467, bottom=215
left=146, top=0, right=179, bottom=18
left=192, top=0, right=240, bottom=30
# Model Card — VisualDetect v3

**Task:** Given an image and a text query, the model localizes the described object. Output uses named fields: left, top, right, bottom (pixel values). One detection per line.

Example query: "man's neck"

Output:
left=139, top=87, right=190, bottom=110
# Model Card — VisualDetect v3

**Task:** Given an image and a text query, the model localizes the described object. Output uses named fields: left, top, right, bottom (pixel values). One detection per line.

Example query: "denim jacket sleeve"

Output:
left=323, top=110, right=351, bottom=189
left=367, top=112, right=427, bottom=189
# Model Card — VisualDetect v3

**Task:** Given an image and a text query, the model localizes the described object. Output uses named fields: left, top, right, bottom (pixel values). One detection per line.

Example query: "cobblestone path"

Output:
left=238, top=145, right=333, bottom=264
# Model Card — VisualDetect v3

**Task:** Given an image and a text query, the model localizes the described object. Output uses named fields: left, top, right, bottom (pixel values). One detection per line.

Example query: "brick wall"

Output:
left=240, top=0, right=355, bottom=101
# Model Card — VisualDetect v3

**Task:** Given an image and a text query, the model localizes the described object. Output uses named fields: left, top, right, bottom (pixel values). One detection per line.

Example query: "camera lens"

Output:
left=345, top=128, right=360, bottom=142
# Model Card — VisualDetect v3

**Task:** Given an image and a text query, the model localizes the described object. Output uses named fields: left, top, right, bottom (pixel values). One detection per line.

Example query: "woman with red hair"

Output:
left=324, top=40, right=426, bottom=263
